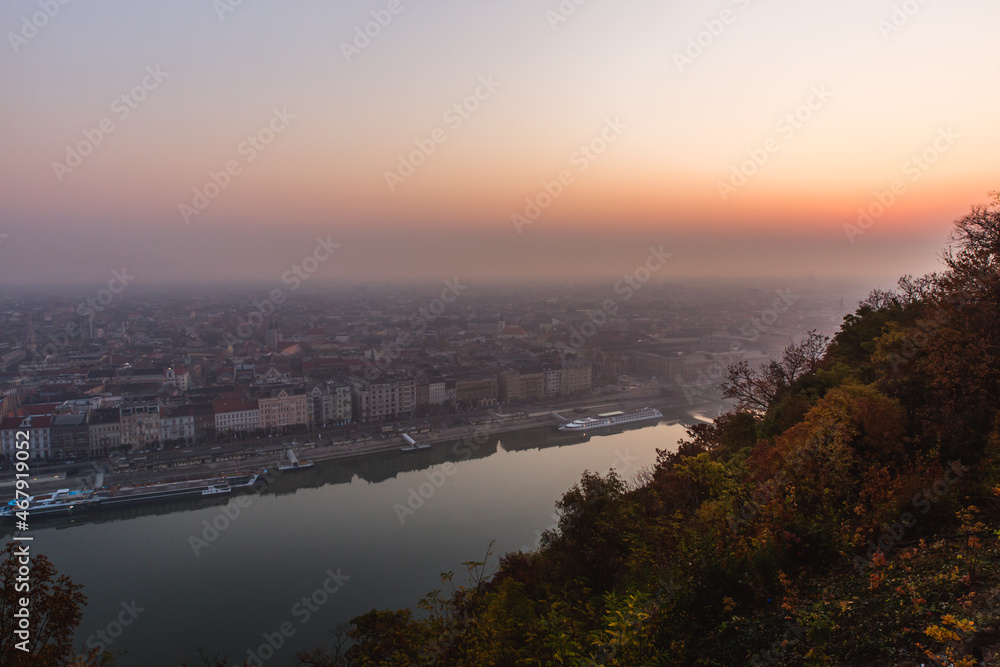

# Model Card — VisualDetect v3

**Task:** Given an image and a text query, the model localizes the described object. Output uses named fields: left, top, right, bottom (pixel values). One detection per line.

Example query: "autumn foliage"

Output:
left=297, top=192, right=1000, bottom=665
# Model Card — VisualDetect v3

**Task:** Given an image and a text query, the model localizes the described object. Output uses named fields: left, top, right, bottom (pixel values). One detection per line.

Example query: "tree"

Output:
left=859, top=288, right=900, bottom=311
left=943, top=191, right=1000, bottom=303
left=722, top=331, right=829, bottom=412
left=895, top=273, right=937, bottom=304
left=0, top=542, right=89, bottom=666
left=342, top=610, right=423, bottom=666
left=296, top=623, right=349, bottom=666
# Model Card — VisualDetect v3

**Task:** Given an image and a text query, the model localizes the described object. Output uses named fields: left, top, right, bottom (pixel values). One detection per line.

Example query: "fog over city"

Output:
left=2, top=0, right=999, bottom=665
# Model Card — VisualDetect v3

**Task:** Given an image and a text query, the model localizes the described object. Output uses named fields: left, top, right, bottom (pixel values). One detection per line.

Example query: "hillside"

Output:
left=290, top=194, right=1000, bottom=666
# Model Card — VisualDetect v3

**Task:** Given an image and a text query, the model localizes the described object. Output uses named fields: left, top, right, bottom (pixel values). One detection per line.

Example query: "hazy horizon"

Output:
left=2, top=0, right=996, bottom=287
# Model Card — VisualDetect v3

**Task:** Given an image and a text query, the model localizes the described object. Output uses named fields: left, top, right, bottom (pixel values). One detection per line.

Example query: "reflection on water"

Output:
left=6, top=411, right=702, bottom=667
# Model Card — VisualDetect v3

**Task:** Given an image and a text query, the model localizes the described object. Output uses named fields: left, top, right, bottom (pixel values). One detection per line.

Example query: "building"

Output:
left=164, top=367, right=191, bottom=391
left=561, top=360, right=592, bottom=396
left=0, top=415, right=52, bottom=460
left=50, top=413, right=90, bottom=460
left=518, top=368, right=545, bottom=402
left=497, top=325, right=528, bottom=340
left=213, top=398, right=260, bottom=434
left=120, top=400, right=161, bottom=450
left=191, top=402, right=216, bottom=443
left=415, top=382, right=430, bottom=410
left=454, top=373, right=498, bottom=408
left=497, top=370, right=521, bottom=403
left=306, top=384, right=324, bottom=427
left=428, top=381, right=447, bottom=406
left=121, top=367, right=166, bottom=384
left=323, top=382, right=352, bottom=424
left=466, top=319, right=504, bottom=337
left=632, top=352, right=683, bottom=382
left=305, top=381, right=352, bottom=427
left=159, top=406, right=196, bottom=444
left=499, top=367, right=549, bottom=402
left=258, top=387, right=309, bottom=430
left=257, top=366, right=291, bottom=386
left=351, top=376, right=416, bottom=423
left=234, top=363, right=255, bottom=383
left=266, top=324, right=281, bottom=351
left=88, top=408, right=121, bottom=456
left=544, top=366, right=562, bottom=396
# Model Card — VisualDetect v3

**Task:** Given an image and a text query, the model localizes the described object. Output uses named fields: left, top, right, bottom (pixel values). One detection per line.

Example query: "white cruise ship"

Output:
left=558, top=407, right=663, bottom=432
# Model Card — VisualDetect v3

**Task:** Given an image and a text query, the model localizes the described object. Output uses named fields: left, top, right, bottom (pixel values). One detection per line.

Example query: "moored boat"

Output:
left=558, top=407, right=663, bottom=432
left=0, top=488, right=102, bottom=519
left=224, top=471, right=265, bottom=487
left=94, top=478, right=231, bottom=507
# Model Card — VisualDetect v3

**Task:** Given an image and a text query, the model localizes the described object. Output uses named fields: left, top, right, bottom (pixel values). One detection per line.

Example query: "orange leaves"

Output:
left=868, top=551, right=888, bottom=590
left=922, top=615, right=978, bottom=667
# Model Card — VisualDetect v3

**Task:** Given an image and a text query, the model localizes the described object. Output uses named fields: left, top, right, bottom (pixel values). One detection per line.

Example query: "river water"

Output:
left=5, top=411, right=707, bottom=666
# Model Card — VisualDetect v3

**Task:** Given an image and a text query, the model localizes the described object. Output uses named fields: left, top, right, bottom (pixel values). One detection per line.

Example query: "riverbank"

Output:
left=6, top=389, right=722, bottom=497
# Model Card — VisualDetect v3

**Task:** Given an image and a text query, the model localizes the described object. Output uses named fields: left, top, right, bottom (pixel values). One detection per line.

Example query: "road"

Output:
left=3, top=387, right=721, bottom=496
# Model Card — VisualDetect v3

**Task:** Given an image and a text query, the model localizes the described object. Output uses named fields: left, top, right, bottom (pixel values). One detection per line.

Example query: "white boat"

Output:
left=558, top=407, right=663, bottom=432
left=0, top=488, right=102, bottom=518
left=279, top=449, right=314, bottom=471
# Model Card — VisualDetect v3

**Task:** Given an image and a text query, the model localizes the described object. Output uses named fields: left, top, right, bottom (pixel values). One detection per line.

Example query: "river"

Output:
left=4, top=410, right=710, bottom=666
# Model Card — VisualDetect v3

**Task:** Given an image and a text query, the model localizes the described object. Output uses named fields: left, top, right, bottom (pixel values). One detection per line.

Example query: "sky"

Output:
left=1, top=0, right=998, bottom=288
